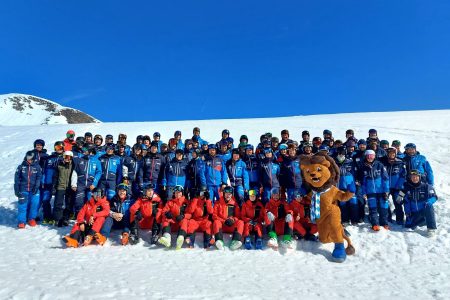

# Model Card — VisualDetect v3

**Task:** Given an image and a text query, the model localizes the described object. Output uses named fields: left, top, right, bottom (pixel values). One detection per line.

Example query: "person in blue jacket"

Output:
left=403, top=143, right=434, bottom=185
left=31, top=139, right=49, bottom=170
left=163, top=149, right=189, bottom=199
left=204, top=144, right=228, bottom=204
left=71, top=143, right=102, bottom=215
left=174, top=130, right=184, bottom=150
left=191, top=127, right=205, bottom=146
left=218, top=140, right=231, bottom=164
left=382, top=147, right=407, bottom=225
left=100, top=183, right=134, bottom=244
left=391, top=140, right=405, bottom=159
left=396, top=170, right=437, bottom=237
left=152, top=132, right=163, bottom=153
left=361, top=149, right=390, bottom=231
left=243, top=145, right=261, bottom=191
left=186, top=149, right=207, bottom=199
left=98, top=143, right=123, bottom=200
left=14, top=151, right=42, bottom=228
left=334, top=147, right=358, bottom=224
left=225, top=148, right=249, bottom=206
left=279, top=144, right=306, bottom=203
left=259, top=149, right=281, bottom=204
left=140, top=141, right=165, bottom=196
left=40, top=141, right=65, bottom=223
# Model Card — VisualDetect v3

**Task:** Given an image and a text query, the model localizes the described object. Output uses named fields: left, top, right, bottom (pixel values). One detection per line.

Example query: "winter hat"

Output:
left=63, top=151, right=73, bottom=157
left=279, top=144, right=288, bottom=150
left=151, top=141, right=159, bottom=148
left=240, top=135, right=248, bottom=142
left=404, top=143, right=416, bottom=150
left=34, top=139, right=45, bottom=147
left=357, top=139, right=367, bottom=146
left=364, top=150, right=375, bottom=156
left=25, top=151, right=34, bottom=161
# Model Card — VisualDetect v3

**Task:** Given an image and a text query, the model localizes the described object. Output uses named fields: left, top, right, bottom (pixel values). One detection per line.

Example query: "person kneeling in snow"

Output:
left=240, top=189, right=268, bottom=250
left=63, top=188, right=110, bottom=247
left=158, top=185, right=190, bottom=249
left=212, top=186, right=244, bottom=250
left=396, top=170, right=438, bottom=237
left=265, top=188, right=295, bottom=249
left=129, top=184, right=163, bottom=245
left=100, top=183, right=134, bottom=245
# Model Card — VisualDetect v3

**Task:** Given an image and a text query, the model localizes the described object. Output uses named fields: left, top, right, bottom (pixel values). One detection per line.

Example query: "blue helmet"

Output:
left=404, top=143, right=416, bottom=150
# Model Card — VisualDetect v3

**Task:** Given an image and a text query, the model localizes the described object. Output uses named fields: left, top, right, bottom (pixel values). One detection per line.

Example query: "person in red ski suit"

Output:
left=290, top=194, right=318, bottom=241
left=63, top=188, right=110, bottom=247
left=158, top=185, right=190, bottom=249
left=265, top=188, right=295, bottom=249
left=241, top=189, right=269, bottom=250
left=185, top=189, right=214, bottom=248
left=129, top=183, right=163, bottom=244
left=212, top=186, right=244, bottom=250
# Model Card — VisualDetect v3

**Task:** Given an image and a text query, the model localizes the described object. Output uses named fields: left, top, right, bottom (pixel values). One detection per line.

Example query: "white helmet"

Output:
left=63, top=150, right=74, bottom=157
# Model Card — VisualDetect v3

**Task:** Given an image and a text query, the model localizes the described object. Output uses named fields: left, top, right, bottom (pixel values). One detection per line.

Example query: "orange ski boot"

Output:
left=94, top=232, right=107, bottom=246
left=18, top=223, right=26, bottom=229
left=121, top=232, right=129, bottom=246
left=372, top=225, right=380, bottom=232
left=63, top=236, right=79, bottom=248
left=84, top=235, right=93, bottom=246
left=28, top=219, right=37, bottom=227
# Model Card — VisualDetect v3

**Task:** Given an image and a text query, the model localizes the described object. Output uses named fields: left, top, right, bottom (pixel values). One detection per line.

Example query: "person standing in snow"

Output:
left=225, top=148, right=249, bottom=206
left=63, top=130, right=77, bottom=151
left=403, top=143, right=434, bottom=186
left=14, top=151, right=42, bottom=228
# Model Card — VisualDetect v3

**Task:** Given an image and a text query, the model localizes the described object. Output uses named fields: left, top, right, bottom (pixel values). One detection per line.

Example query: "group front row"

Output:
left=63, top=184, right=318, bottom=250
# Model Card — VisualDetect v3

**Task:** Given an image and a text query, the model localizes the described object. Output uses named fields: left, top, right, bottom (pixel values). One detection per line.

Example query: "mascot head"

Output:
left=300, top=152, right=340, bottom=192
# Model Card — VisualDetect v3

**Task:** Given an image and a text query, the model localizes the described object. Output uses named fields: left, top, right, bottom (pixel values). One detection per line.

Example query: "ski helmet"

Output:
left=33, top=139, right=45, bottom=147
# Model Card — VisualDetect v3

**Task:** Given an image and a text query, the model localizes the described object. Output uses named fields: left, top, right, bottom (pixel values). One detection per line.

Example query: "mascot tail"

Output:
left=342, top=226, right=356, bottom=255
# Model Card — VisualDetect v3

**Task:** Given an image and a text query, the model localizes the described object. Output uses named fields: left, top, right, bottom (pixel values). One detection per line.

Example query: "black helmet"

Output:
left=302, top=130, right=310, bottom=136
left=33, top=139, right=45, bottom=147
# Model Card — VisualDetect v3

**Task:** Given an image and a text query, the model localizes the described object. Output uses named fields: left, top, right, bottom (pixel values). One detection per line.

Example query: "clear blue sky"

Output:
left=1, top=1, right=449, bottom=122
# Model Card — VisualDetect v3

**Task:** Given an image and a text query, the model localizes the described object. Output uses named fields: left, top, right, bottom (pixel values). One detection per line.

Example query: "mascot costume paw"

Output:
left=300, top=152, right=355, bottom=262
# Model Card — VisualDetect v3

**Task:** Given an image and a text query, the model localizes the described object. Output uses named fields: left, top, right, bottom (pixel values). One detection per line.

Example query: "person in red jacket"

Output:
left=63, top=130, right=77, bottom=151
left=265, top=188, right=295, bottom=249
left=158, top=185, right=191, bottom=249
left=129, top=183, right=163, bottom=245
left=241, top=189, right=268, bottom=250
left=63, top=188, right=110, bottom=247
left=185, top=188, right=214, bottom=248
left=212, top=186, right=244, bottom=250
left=290, top=194, right=318, bottom=241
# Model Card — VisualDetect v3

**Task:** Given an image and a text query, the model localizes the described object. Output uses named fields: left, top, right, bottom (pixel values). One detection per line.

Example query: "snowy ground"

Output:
left=1, top=110, right=450, bottom=299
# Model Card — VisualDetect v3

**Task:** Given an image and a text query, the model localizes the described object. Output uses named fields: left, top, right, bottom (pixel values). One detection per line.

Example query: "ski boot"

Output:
left=267, top=231, right=278, bottom=250
left=63, top=236, right=79, bottom=248
left=230, top=240, right=242, bottom=251
left=94, top=232, right=107, bottom=246
left=158, top=233, right=171, bottom=248
left=176, top=235, right=185, bottom=250
left=255, top=238, right=263, bottom=250
left=121, top=232, right=129, bottom=245
left=282, top=235, right=294, bottom=249
left=215, top=239, right=224, bottom=250
left=83, top=235, right=93, bottom=246
left=244, top=236, right=253, bottom=250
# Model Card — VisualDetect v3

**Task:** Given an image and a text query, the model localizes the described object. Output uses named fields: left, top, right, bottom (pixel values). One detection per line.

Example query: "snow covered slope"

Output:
left=0, top=93, right=100, bottom=125
left=0, top=110, right=449, bottom=299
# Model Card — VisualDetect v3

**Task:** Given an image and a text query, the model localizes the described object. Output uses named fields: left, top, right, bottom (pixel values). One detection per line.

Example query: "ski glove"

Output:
left=224, top=218, right=235, bottom=226
left=165, top=211, right=173, bottom=219
left=176, top=214, right=184, bottom=222
left=285, top=214, right=293, bottom=223
left=395, top=191, right=405, bottom=205
left=267, top=212, right=275, bottom=222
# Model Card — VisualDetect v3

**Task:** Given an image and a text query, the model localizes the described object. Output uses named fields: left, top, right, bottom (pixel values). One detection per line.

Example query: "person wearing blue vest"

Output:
left=403, top=143, right=434, bottom=185
left=40, top=141, right=65, bottom=223
left=259, top=149, right=281, bottom=204
left=279, top=145, right=306, bottom=204
left=225, top=148, right=249, bottom=206
left=204, top=144, right=228, bottom=204
left=14, top=151, right=42, bottom=228
left=396, top=170, right=438, bottom=237
left=71, top=143, right=102, bottom=215
left=100, top=183, right=135, bottom=245
left=382, top=147, right=406, bottom=225
left=163, top=149, right=189, bottom=200
left=98, top=143, right=123, bottom=200
left=334, top=147, right=358, bottom=224
left=361, top=150, right=390, bottom=231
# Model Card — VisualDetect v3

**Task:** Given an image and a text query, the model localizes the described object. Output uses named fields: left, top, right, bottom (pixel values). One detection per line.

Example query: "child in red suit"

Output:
left=185, top=189, right=214, bottom=248
left=265, top=188, right=294, bottom=249
left=158, top=185, right=191, bottom=249
left=241, top=189, right=268, bottom=250
left=129, top=184, right=163, bottom=245
left=290, top=194, right=318, bottom=241
left=212, top=186, right=244, bottom=250
left=63, top=188, right=110, bottom=247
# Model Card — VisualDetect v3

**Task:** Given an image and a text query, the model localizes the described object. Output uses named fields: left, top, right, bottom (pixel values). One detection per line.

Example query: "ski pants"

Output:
left=17, top=191, right=40, bottom=224
left=368, top=193, right=389, bottom=226
left=339, top=196, right=359, bottom=224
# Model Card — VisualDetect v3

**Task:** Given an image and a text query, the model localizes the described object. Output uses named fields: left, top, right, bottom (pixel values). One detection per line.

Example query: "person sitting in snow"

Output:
left=129, top=183, right=163, bottom=245
left=184, top=188, right=214, bottom=248
left=63, top=188, right=110, bottom=247
left=212, top=186, right=244, bottom=250
left=100, top=183, right=134, bottom=245
left=240, top=189, right=268, bottom=250
left=396, top=170, right=438, bottom=237
left=290, top=193, right=318, bottom=241
left=265, top=188, right=295, bottom=249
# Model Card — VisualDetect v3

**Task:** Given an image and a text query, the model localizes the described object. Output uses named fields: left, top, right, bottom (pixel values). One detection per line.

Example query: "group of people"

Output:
left=13, top=126, right=438, bottom=250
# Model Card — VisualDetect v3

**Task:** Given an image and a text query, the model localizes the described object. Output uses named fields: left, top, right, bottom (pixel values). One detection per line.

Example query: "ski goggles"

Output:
left=173, top=185, right=184, bottom=193
left=66, top=133, right=75, bottom=139
left=248, top=190, right=258, bottom=196
left=92, top=190, right=103, bottom=198
left=54, top=144, right=64, bottom=151
left=410, top=170, right=421, bottom=176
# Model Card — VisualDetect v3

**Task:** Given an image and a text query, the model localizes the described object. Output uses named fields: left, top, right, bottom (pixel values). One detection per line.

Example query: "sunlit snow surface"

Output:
left=0, top=110, right=449, bottom=299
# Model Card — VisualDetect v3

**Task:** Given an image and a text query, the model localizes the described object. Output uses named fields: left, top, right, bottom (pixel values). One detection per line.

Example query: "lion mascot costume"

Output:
left=300, top=152, right=355, bottom=262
